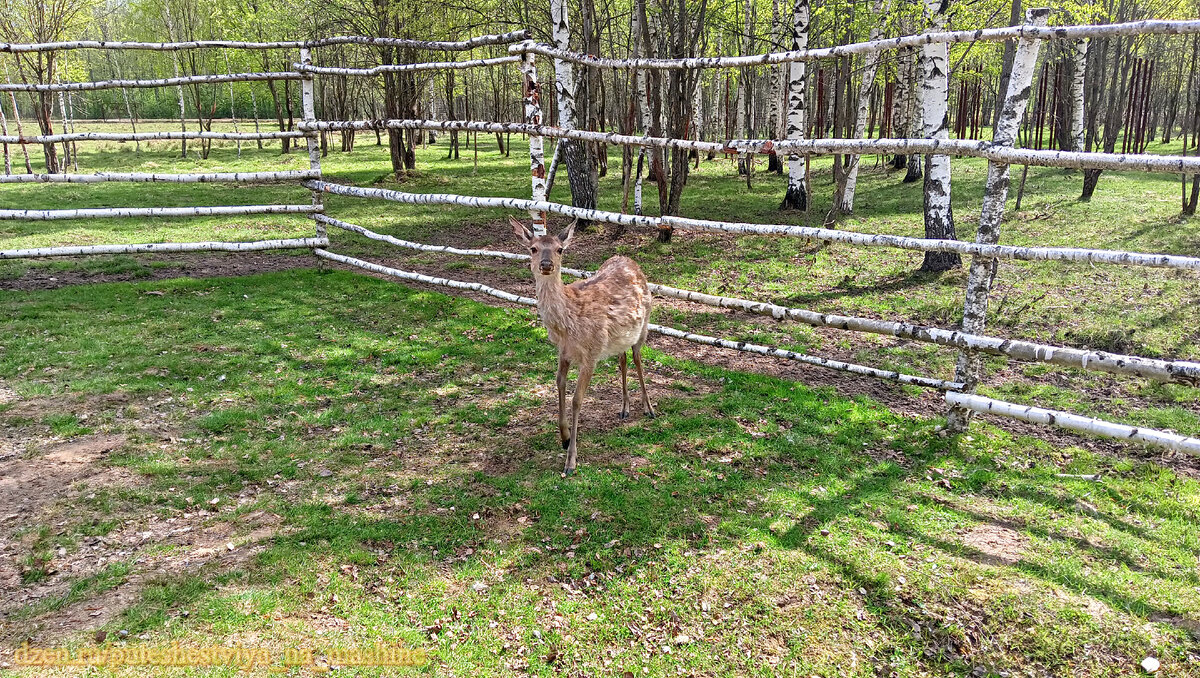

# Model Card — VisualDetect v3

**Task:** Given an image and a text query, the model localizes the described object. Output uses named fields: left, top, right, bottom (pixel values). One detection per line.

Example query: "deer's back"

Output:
left=557, top=256, right=651, bottom=361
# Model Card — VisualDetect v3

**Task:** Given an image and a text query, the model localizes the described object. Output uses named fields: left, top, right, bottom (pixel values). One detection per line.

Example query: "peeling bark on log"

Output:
left=946, top=392, right=1200, bottom=455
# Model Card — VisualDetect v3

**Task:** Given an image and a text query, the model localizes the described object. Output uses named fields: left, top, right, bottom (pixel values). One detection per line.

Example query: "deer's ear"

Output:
left=558, top=219, right=578, bottom=250
left=509, top=216, right=533, bottom=246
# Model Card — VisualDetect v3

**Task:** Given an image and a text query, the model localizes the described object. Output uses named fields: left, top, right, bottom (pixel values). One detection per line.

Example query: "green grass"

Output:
left=1, top=122, right=1199, bottom=676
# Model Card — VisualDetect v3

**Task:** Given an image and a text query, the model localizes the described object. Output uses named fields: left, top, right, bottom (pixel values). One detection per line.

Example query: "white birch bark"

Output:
left=298, top=119, right=1200, bottom=174
left=1070, top=38, right=1088, bottom=151
left=919, top=0, right=954, bottom=248
left=294, top=57, right=520, bottom=76
left=550, top=0, right=578, bottom=132
left=224, top=52, right=241, bottom=158
left=163, top=5, right=187, bottom=159
left=518, top=49, right=548, bottom=234
left=312, top=248, right=961, bottom=391
left=946, top=392, right=1200, bottom=455
left=0, top=170, right=317, bottom=183
left=633, top=0, right=652, bottom=216
left=735, top=0, right=753, bottom=173
left=948, top=8, right=1050, bottom=432
left=0, top=237, right=328, bottom=260
left=0, top=204, right=319, bottom=220
left=2, top=66, right=33, bottom=173
left=0, top=31, right=531, bottom=53
left=780, top=0, right=810, bottom=210
left=836, top=0, right=888, bottom=213
left=507, top=20, right=1200, bottom=69
left=299, top=47, right=324, bottom=238
left=317, top=212, right=1200, bottom=384
left=0, top=89, right=10, bottom=174
left=0, top=72, right=303, bottom=93
left=303, top=178, right=1200, bottom=270
left=2, top=129, right=305, bottom=144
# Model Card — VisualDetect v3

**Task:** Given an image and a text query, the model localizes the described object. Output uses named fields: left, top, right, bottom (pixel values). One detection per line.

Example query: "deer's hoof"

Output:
left=645, top=409, right=657, bottom=419
left=618, top=410, right=629, bottom=421
left=563, top=464, right=576, bottom=477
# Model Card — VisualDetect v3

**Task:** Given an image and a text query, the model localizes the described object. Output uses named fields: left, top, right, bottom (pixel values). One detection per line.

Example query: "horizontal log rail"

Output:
left=319, top=214, right=1200, bottom=385
left=946, top=392, right=1200, bottom=455
left=0, top=170, right=320, bottom=184
left=305, top=180, right=1200, bottom=271
left=0, top=72, right=302, bottom=93
left=312, top=248, right=964, bottom=391
left=299, top=119, right=1200, bottom=174
left=0, top=204, right=321, bottom=221
left=0, top=130, right=307, bottom=144
left=0, top=30, right=530, bottom=54
left=293, top=56, right=521, bottom=76
left=0, top=237, right=328, bottom=259
left=508, top=20, right=1200, bottom=68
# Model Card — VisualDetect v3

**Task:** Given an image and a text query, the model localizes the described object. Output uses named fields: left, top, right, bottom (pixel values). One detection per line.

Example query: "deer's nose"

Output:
left=539, top=261, right=554, bottom=273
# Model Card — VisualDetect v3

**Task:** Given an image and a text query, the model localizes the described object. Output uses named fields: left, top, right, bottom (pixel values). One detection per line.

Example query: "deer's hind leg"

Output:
left=556, top=355, right=571, bottom=450
left=619, top=352, right=630, bottom=420
left=631, top=343, right=655, bottom=418
left=565, top=361, right=596, bottom=475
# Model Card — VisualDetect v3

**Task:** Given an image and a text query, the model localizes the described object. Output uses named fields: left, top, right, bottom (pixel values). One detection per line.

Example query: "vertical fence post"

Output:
left=947, top=7, right=1050, bottom=431
left=299, top=46, right=325, bottom=244
left=518, top=44, right=548, bottom=236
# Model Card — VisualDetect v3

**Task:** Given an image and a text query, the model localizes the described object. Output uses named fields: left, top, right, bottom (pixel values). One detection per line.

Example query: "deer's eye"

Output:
left=556, top=248, right=564, bottom=254
left=530, top=247, right=537, bottom=253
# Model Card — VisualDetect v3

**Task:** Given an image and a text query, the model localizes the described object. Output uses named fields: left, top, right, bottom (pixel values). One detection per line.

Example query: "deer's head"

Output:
left=510, top=217, right=576, bottom=277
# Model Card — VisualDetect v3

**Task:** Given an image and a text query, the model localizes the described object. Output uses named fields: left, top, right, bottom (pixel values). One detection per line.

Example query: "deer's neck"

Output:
left=533, top=272, right=574, bottom=333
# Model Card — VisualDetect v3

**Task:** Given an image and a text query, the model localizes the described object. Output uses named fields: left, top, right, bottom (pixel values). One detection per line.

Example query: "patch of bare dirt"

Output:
left=0, top=435, right=133, bottom=523
left=959, top=523, right=1027, bottom=566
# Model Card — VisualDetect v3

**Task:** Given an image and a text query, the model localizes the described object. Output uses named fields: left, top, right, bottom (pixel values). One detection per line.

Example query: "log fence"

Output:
left=2, top=19, right=1198, bottom=457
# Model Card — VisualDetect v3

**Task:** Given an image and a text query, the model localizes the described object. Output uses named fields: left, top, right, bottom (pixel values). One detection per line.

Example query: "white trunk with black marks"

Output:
left=1070, top=38, right=1088, bottom=151
left=781, top=0, right=810, bottom=210
left=294, top=56, right=520, bottom=76
left=0, top=205, right=319, bottom=221
left=767, top=0, right=783, bottom=143
left=947, top=8, right=1050, bottom=432
left=224, top=52, right=241, bottom=158
left=0, top=170, right=316, bottom=183
left=0, top=72, right=303, bottom=93
left=299, top=48, right=324, bottom=238
left=836, top=0, right=887, bottom=213
left=3, top=129, right=305, bottom=144
left=946, top=392, right=1200, bottom=455
left=518, top=50, right=548, bottom=234
left=0, top=91, right=10, bottom=174
left=0, top=237, right=327, bottom=260
left=633, top=0, right=651, bottom=216
left=0, top=31, right=530, bottom=53
left=919, top=0, right=956, bottom=270
left=735, top=0, right=753, bottom=173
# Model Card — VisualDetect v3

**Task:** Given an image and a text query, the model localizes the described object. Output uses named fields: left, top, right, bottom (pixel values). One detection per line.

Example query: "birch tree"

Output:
left=917, top=0, right=959, bottom=273
left=779, top=0, right=810, bottom=211
left=832, top=0, right=888, bottom=215
left=551, top=0, right=598, bottom=218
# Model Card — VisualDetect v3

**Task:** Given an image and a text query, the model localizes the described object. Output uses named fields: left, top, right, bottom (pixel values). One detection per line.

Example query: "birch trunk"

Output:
left=299, top=48, right=324, bottom=239
left=519, top=50, right=548, bottom=234
left=735, top=0, right=753, bottom=175
left=947, top=8, right=1049, bottom=432
left=0, top=95, right=9, bottom=174
left=903, top=49, right=924, bottom=181
left=766, top=0, right=785, bottom=174
left=780, top=0, right=810, bottom=210
left=1069, top=38, right=1088, bottom=151
left=917, top=0, right=959, bottom=272
left=2, top=67, right=34, bottom=173
left=225, top=52, right=242, bottom=158
left=550, top=0, right=598, bottom=217
left=834, top=0, right=887, bottom=214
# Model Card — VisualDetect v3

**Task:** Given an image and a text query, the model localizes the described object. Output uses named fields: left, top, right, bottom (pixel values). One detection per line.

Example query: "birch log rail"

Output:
left=0, top=205, right=321, bottom=221
left=303, top=179, right=1200, bottom=271
left=0, top=30, right=530, bottom=53
left=507, top=20, right=1200, bottom=68
left=0, top=237, right=329, bottom=260
left=310, top=248, right=963, bottom=391
left=0, top=72, right=303, bottom=93
left=0, top=170, right=320, bottom=184
left=1, top=130, right=307, bottom=144
left=316, top=214, right=1200, bottom=386
left=293, top=56, right=522, bottom=76
left=946, top=393, right=1200, bottom=456
left=297, top=120, right=1200, bottom=174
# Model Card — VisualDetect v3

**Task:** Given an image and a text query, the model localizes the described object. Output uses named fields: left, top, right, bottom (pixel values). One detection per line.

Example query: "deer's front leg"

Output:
left=619, top=352, right=629, bottom=420
left=556, top=355, right=570, bottom=450
left=565, top=361, right=596, bottom=475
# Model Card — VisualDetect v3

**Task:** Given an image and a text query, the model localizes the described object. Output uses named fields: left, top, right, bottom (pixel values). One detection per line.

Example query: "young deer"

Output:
left=510, top=216, right=656, bottom=475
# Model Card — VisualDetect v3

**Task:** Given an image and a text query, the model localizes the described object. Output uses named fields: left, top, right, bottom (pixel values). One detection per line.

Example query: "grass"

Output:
left=1, top=122, right=1199, bottom=676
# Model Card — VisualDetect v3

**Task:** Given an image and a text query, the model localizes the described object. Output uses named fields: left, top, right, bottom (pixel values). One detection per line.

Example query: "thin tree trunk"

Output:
left=780, top=0, right=810, bottom=210
left=551, top=0, right=598, bottom=218
left=833, top=0, right=888, bottom=215
left=919, top=0, right=959, bottom=272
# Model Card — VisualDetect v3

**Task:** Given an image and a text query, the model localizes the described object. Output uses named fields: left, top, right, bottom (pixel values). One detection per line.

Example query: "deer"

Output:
left=510, top=216, right=656, bottom=475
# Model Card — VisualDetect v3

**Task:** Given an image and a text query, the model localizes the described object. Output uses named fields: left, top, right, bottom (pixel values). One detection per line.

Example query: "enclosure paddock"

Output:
left=2, top=17, right=1199, bottom=456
